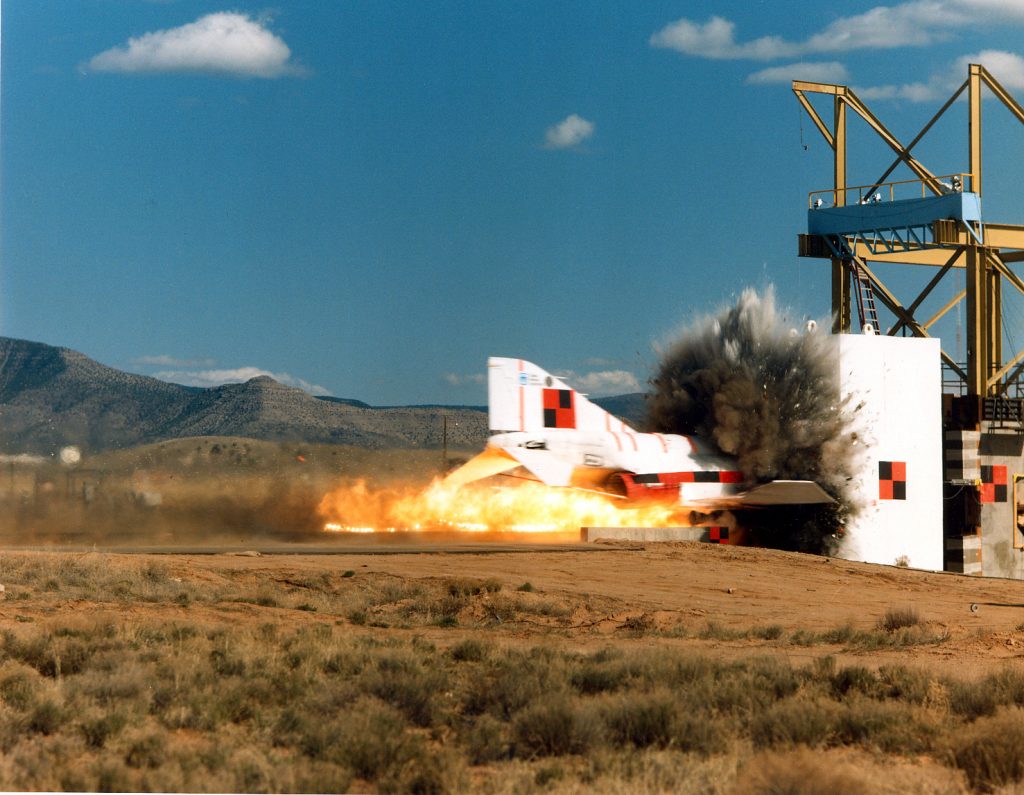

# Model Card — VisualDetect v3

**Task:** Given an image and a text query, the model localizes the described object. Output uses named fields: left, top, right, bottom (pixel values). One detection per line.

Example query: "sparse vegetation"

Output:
left=0, top=550, right=1001, bottom=792
left=948, top=708, right=1024, bottom=791
left=878, top=606, right=922, bottom=632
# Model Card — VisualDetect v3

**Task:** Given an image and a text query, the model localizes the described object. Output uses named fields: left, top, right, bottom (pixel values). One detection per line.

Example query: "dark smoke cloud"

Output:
left=646, top=288, right=862, bottom=554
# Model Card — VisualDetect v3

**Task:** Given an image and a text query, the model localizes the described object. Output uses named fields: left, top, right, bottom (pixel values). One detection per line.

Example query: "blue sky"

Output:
left=4, top=1, right=1024, bottom=404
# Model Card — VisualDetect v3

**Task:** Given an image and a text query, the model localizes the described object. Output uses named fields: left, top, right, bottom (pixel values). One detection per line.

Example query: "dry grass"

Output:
left=878, top=606, right=923, bottom=632
left=0, top=551, right=995, bottom=793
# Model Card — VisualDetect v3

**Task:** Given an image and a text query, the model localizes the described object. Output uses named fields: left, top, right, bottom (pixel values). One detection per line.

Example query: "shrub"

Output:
left=699, top=621, right=745, bottom=641
left=752, top=624, right=785, bottom=640
left=513, top=696, right=599, bottom=758
left=877, top=606, right=921, bottom=632
left=27, top=699, right=63, bottom=735
left=620, top=613, right=655, bottom=634
left=445, top=578, right=499, bottom=597
left=335, top=698, right=410, bottom=781
left=831, top=665, right=878, bottom=697
left=449, top=639, right=490, bottom=663
left=3, top=633, right=92, bottom=678
left=534, top=764, right=564, bottom=787
left=833, top=698, right=935, bottom=754
left=571, top=660, right=630, bottom=695
left=950, top=677, right=1007, bottom=720
left=602, top=691, right=676, bottom=748
left=209, top=647, right=246, bottom=677
left=673, top=711, right=724, bottom=756
left=876, top=665, right=936, bottom=704
left=463, top=658, right=554, bottom=719
left=465, top=714, right=509, bottom=764
left=293, top=762, right=353, bottom=795
left=949, top=707, right=1024, bottom=791
left=980, top=669, right=1024, bottom=711
left=125, top=731, right=167, bottom=769
left=380, top=743, right=464, bottom=795
left=80, top=711, right=127, bottom=749
left=750, top=698, right=839, bottom=748
left=211, top=681, right=265, bottom=725
left=365, top=658, right=443, bottom=727
left=94, top=762, right=131, bottom=792
left=0, top=663, right=40, bottom=710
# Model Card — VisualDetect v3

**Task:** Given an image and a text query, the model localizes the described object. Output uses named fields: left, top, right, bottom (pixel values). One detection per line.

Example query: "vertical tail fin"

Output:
left=487, top=357, right=636, bottom=434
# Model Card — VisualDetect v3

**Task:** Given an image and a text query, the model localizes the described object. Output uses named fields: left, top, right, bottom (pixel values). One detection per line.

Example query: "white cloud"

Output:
left=86, top=12, right=304, bottom=77
left=854, top=81, right=943, bottom=102
left=855, top=49, right=1024, bottom=102
left=132, top=354, right=217, bottom=368
left=442, top=372, right=486, bottom=388
left=956, top=49, right=1024, bottom=89
left=153, top=366, right=329, bottom=395
left=442, top=367, right=636, bottom=395
left=650, top=16, right=797, bottom=60
left=564, top=370, right=641, bottom=396
left=746, top=61, right=849, bottom=85
left=651, top=2, right=1024, bottom=61
left=544, top=114, right=595, bottom=149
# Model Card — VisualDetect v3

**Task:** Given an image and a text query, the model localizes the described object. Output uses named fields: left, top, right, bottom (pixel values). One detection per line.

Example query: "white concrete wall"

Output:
left=837, top=335, right=943, bottom=570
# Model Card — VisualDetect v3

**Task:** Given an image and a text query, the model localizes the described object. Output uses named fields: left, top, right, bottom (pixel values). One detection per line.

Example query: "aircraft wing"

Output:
left=691, top=480, right=835, bottom=509
left=500, top=446, right=575, bottom=487
left=443, top=444, right=576, bottom=489
left=443, top=446, right=521, bottom=488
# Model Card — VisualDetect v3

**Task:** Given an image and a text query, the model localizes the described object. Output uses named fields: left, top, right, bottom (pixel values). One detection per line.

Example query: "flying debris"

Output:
left=445, top=358, right=834, bottom=511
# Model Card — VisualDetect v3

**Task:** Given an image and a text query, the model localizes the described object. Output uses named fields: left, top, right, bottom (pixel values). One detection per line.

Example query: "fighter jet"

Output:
left=444, top=357, right=834, bottom=510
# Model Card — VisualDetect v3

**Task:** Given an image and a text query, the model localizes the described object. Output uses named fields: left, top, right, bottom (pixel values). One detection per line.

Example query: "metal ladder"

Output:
left=850, top=260, right=880, bottom=332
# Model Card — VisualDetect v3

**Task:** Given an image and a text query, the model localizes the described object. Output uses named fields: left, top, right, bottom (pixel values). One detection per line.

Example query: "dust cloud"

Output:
left=646, top=288, right=862, bottom=554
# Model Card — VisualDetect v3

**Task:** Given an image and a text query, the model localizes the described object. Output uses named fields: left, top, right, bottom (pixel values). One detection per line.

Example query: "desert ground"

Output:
left=4, top=440, right=1024, bottom=793
left=2, top=542, right=1024, bottom=793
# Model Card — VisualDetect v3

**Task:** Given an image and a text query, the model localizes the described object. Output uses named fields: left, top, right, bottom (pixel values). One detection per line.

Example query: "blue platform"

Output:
left=808, top=192, right=982, bottom=238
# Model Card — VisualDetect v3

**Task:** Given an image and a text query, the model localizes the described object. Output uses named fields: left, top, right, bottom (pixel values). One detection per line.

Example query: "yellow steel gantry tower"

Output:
left=794, top=64, right=1024, bottom=417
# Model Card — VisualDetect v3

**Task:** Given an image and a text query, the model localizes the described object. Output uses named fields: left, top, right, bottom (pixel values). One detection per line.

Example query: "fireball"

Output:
left=317, top=478, right=688, bottom=537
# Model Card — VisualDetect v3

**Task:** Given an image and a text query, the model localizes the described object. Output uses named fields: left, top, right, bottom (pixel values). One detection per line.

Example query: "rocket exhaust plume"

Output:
left=317, top=478, right=688, bottom=540
left=646, top=288, right=862, bottom=554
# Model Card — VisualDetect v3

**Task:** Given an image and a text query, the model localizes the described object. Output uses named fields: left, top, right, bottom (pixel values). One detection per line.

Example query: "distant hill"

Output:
left=0, top=337, right=647, bottom=454
left=0, top=338, right=487, bottom=454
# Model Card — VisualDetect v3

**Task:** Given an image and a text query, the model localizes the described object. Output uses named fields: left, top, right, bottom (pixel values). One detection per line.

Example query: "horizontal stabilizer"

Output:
left=442, top=446, right=520, bottom=488
left=692, top=480, right=835, bottom=509
left=502, top=446, right=576, bottom=487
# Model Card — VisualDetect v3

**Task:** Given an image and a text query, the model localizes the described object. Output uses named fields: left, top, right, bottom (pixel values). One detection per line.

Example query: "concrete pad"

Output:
left=581, top=526, right=730, bottom=543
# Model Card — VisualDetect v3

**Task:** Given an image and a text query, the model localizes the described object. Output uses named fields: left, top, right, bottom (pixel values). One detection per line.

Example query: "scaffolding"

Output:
left=794, top=64, right=1024, bottom=416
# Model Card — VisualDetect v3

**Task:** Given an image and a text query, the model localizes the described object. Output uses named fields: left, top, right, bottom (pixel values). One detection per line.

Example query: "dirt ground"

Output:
left=4, top=539, right=1024, bottom=793
left=11, top=539, right=1024, bottom=677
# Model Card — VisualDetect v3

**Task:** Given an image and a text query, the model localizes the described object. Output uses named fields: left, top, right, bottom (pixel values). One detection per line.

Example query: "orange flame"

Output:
left=317, top=478, right=689, bottom=537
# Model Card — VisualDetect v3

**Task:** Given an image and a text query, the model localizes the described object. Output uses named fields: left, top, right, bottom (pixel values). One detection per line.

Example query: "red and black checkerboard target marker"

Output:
left=878, top=461, right=906, bottom=500
left=980, top=465, right=1008, bottom=503
left=705, top=527, right=729, bottom=544
left=542, top=388, right=576, bottom=429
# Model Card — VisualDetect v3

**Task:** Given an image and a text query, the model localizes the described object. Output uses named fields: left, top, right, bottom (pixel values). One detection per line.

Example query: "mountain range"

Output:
left=0, top=337, right=646, bottom=454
